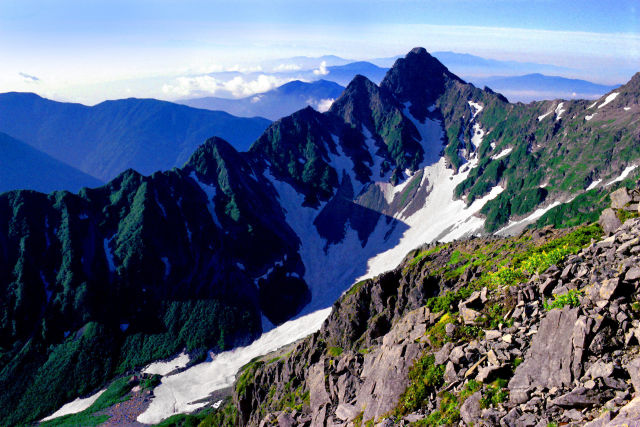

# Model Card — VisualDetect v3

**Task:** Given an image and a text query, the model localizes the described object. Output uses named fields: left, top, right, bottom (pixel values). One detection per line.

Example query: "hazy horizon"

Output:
left=1, top=0, right=638, bottom=104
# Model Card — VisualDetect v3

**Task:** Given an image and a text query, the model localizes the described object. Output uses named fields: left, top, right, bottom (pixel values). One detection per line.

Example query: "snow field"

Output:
left=41, top=389, right=106, bottom=422
left=137, top=308, right=331, bottom=424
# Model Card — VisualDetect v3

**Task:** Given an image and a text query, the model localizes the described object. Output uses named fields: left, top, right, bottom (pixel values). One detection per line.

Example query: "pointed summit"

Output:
left=381, top=47, right=462, bottom=120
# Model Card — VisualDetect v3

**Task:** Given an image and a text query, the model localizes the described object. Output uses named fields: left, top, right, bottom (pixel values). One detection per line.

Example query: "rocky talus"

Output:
left=225, top=185, right=640, bottom=426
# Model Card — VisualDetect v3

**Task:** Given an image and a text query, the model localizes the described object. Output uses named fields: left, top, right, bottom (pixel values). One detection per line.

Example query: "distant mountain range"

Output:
left=0, top=132, right=103, bottom=194
left=179, top=80, right=345, bottom=120
left=431, top=51, right=572, bottom=77
left=471, top=73, right=620, bottom=102
left=0, top=93, right=270, bottom=184
left=322, top=61, right=389, bottom=85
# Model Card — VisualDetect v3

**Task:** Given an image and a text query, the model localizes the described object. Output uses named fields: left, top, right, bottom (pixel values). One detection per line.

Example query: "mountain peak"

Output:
left=621, top=71, right=640, bottom=92
left=381, top=47, right=462, bottom=120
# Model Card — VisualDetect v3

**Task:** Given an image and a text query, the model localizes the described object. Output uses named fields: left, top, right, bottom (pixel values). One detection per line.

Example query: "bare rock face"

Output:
left=626, top=357, right=640, bottom=393
left=599, top=208, right=622, bottom=235
left=610, top=187, right=633, bottom=209
left=308, top=362, right=331, bottom=424
left=600, top=396, right=640, bottom=426
left=508, top=307, right=589, bottom=403
left=460, top=391, right=482, bottom=425
left=354, top=308, right=426, bottom=422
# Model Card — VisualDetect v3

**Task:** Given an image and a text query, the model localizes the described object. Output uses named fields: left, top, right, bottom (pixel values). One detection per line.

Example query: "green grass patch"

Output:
left=544, top=289, right=583, bottom=311
left=345, top=280, right=368, bottom=297
left=480, top=378, right=509, bottom=409
left=140, top=374, right=161, bottom=391
left=396, top=354, right=445, bottom=416
left=328, top=346, right=343, bottom=357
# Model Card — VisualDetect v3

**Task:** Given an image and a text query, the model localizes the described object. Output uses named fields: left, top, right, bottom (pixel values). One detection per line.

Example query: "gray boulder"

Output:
left=601, top=396, right=640, bottom=426
left=550, top=386, right=604, bottom=408
left=626, top=356, right=640, bottom=393
left=610, top=187, right=632, bottom=209
left=599, top=208, right=622, bottom=235
left=460, top=391, right=482, bottom=425
left=509, top=308, right=590, bottom=403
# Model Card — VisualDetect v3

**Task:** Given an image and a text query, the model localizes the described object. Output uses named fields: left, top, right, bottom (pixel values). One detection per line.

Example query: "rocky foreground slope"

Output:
left=195, top=185, right=640, bottom=427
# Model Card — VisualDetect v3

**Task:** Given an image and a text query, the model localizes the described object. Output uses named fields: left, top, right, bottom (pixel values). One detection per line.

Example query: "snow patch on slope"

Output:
left=538, top=110, right=552, bottom=121
left=403, top=103, right=445, bottom=167
left=137, top=308, right=331, bottom=424
left=555, top=102, right=565, bottom=121
left=471, top=123, right=485, bottom=149
left=264, top=169, right=394, bottom=312
left=492, top=148, right=512, bottom=160
left=495, top=202, right=561, bottom=236
left=598, top=92, right=618, bottom=109
left=41, top=389, right=106, bottom=422
left=606, top=165, right=638, bottom=186
left=585, top=113, right=596, bottom=121
left=361, top=157, right=504, bottom=280
left=143, top=351, right=190, bottom=376
left=189, top=171, right=221, bottom=228
left=468, top=101, right=483, bottom=119
left=586, top=179, right=602, bottom=191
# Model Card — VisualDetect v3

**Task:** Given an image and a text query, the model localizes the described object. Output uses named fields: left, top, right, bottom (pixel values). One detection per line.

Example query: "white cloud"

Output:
left=272, top=63, right=302, bottom=72
left=312, top=98, right=335, bottom=112
left=162, top=74, right=293, bottom=98
left=313, top=61, right=329, bottom=76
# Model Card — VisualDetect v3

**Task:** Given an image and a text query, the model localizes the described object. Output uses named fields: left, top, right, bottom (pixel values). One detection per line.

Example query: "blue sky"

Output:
left=1, top=0, right=638, bottom=103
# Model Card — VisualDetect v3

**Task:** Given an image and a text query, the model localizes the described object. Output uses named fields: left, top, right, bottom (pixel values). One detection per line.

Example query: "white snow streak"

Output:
left=605, top=165, right=637, bottom=186
left=495, top=202, right=561, bottom=236
left=190, top=171, right=221, bottom=228
left=598, top=92, right=618, bottom=109
left=41, top=389, right=106, bottom=422
left=555, top=102, right=565, bottom=121
left=264, top=169, right=381, bottom=311
left=586, top=179, right=602, bottom=191
left=471, top=123, right=485, bottom=149
left=403, top=103, right=445, bottom=167
left=137, top=308, right=331, bottom=424
left=468, top=101, right=483, bottom=119
left=537, top=110, right=552, bottom=121
left=588, top=101, right=598, bottom=109
left=491, top=147, right=512, bottom=160
left=585, top=113, right=596, bottom=121
left=143, top=351, right=190, bottom=376
left=624, top=107, right=631, bottom=111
